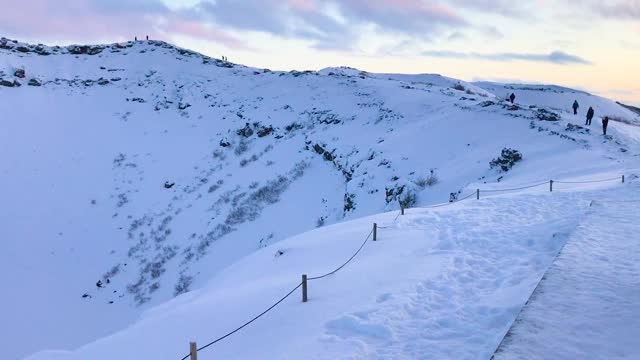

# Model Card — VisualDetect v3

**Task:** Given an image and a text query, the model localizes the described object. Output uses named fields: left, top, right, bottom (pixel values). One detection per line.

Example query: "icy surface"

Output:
left=494, top=185, right=640, bottom=360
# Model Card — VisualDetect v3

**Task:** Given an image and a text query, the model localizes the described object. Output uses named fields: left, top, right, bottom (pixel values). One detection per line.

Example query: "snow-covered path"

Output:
left=494, top=185, right=640, bottom=359
left=309, top=192, right=590, bottom=360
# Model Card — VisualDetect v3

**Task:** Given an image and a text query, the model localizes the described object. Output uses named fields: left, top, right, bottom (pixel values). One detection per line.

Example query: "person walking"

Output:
left=602, top=116, right=610, bottom=135
left=585, top=106, right=594, bottom=125
left=572, top=100, right=579, bottom=115
left=509, top=93, right=516, bottom=104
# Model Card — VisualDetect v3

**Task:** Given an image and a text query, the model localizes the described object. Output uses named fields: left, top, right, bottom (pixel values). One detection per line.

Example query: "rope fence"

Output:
left=180, top=173, right=627, bottom=360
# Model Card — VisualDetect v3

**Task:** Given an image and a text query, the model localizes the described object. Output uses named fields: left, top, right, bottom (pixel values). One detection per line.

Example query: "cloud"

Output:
left=597, top=0, right=640, bottom=19
left=564, top=0, right=640, bottom=20
left=422, top=50, right=592, bottom=64
left=445, top=0, right=529, bottom=17
left=0, top=0, right=244, bottom=47
left=189, top=0, right=467, bottom=49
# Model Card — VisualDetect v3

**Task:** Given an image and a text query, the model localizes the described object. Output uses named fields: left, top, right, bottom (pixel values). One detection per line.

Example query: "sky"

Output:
left=1, top=0, right=639, bottom=105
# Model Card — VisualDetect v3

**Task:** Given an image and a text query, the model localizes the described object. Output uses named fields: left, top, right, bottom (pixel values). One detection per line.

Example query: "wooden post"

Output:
left=190, top=342, right=198, bottom=360
left=550, top=180, right=553, bottom=192
left=476, top=189, right=480, bottom=200
left=302, top=274, right=308, bottom=303
left=622, top=175, right=625, bottom=183
left=373, top=223, right=377, bottom=241
left=401, top=206, right=405, bottom=215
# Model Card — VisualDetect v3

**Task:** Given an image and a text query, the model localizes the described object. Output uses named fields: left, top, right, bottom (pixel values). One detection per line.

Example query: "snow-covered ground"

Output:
left=2, top=37, right=640, bottom=359
left=25, top=180, right=638, bottom=360
left=494, top=185, right=640, bottom=360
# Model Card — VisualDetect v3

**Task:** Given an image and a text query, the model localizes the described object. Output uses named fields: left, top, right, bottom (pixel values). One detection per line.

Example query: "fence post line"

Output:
left=476, top=189, right=480, bottom=200
left=550, top=180, right=553, bottom=192
left=622, top=174, right=625, bottom=183
left=190, top=342, right=198, bottom=360
left=373, top=223, right=377, bottom=241
left=301, top=274, right=308, bottom=303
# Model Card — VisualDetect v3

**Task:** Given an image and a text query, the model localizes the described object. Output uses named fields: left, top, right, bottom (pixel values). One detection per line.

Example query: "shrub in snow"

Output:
left=415, top=169, right=439, bottom=188
left=344, top=193, right=356, bottom=213
left=174, top=274, right=193, bottom=296
left=452, top=83, right=466, bottom=91
left=399, top=191, right=417, bottom=209
left=385, top=181, right=419, bottom=208
left=490, top=148, right=523, bottom=172
left=234, top=139, right=249, bottom=155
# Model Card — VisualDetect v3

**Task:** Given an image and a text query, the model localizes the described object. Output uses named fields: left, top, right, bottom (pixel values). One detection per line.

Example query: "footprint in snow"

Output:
left=325, top=315, right=392, bottom=341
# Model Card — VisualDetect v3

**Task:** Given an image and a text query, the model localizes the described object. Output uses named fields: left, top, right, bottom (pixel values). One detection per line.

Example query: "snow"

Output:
left=1, top=37, right=640, bottom=359
left=494, top=185, right=640, bottom=359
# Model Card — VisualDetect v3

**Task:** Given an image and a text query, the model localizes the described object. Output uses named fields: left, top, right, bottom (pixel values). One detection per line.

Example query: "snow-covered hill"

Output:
left=2, top=37, right=639, bottom=359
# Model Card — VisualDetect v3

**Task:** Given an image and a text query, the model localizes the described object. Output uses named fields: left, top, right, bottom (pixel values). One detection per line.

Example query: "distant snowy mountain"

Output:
left=2, top=37, right=639, bottom=359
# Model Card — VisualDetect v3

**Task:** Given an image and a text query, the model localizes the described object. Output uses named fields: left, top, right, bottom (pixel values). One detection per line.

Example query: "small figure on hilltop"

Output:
left=509, top=93, right=516, bottom=104
left=585, top=106, right=594, bottom=125
left=602, top=116, right=610, bottom=135
left=572, top=100, right=579, bottom=115
left=146, top=35, right=149, bottom=41
left=135, top=36, right=137, bottom=41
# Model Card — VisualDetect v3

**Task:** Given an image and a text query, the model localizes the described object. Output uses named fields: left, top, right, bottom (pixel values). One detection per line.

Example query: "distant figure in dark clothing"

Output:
left=146, top=35, right=149, bottom=40
left=573, top=100, right=579, bottom=115
left=135, top=36, right=137, bottom=41
left=509, top=93, right=515, bottom=104
left=585, top=106, right=594, bottom=125
left=602, top=116, right=610, bottom=135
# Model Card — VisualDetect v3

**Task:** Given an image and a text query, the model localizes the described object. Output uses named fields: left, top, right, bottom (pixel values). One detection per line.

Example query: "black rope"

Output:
left=394, top=209, right=402, bottom=221
left=480, top=181, right=549, bottom=193
left=179, top=282, right=303, bottom=360
left=308, top=229, right=374, bottom=281
left=554, top=177, right=621, bottom=184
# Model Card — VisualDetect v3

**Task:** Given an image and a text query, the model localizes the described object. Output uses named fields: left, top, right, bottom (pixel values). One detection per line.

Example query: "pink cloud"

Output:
left=0, top=0, right=243, bottom=48
left=287, top=0, right=317, bottom=12
left=162, top=18, right=246, bottom=49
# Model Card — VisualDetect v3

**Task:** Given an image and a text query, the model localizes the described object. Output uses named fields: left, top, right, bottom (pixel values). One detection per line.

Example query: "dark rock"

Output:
left=164, top=181, right=175, bottom=189
left=236, top=123, right=254, bottom=137
left=256, top=125, right=274, bottom=137
left=28, top=78, right=42, bottom=86
left=178, top=102, right=191, bottom=110
left=0, top=79, right=15, bottom=87
left=33, top=46, right=50, bottom=56
left=16, top=46, right=30, bottom=53
left=97, top=78, right=110, bottom=85
left=68, top=45, right=104, bottom=55
left=536, top=108, right=560, bottom=122
left=478, top=100, right=496, bottom=107
left=14, top=69, right=25, bottom=78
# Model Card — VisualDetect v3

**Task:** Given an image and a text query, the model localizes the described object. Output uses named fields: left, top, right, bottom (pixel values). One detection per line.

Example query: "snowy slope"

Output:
left=26, top=182, right=639, bottom=360
left=2, top=37, right=640, bottom=359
